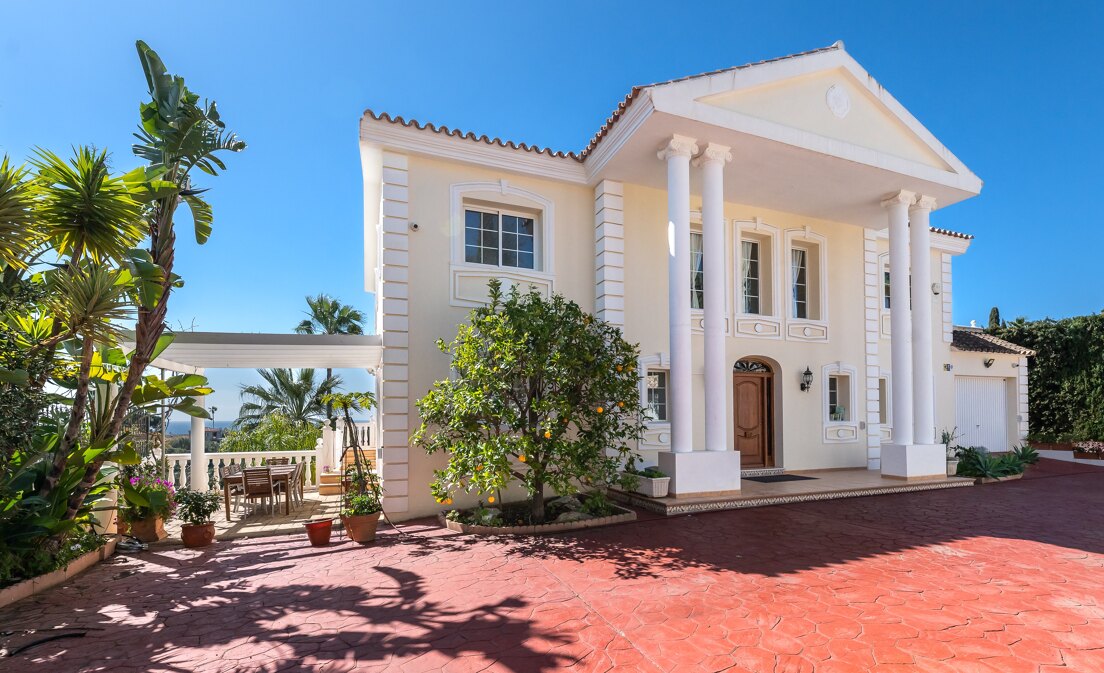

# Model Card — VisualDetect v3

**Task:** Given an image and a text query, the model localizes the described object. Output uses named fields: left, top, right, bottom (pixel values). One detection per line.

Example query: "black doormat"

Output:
left=743, top=474, right=819, bottom=483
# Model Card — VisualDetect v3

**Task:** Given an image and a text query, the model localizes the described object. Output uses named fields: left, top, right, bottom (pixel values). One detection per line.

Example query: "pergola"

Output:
left=140, top=331, right=383, bottom=490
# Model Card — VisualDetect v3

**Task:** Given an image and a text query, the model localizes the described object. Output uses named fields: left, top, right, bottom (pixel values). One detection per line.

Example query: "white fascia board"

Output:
left=647, top=49, right=983, bottom=195
left=359, top=117, right=587, bottom=185
left=360, top=140, right=383, bottom=294
left=583, top=90, right=656, bottom=183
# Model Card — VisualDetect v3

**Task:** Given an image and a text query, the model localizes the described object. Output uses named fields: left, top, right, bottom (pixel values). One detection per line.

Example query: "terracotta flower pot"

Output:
left=304, top=518, right=334, bottom=547
left=180, top=522, right=216, bottom=548
left=342, top=512, right=381, bottom=543
left=122, top=516, right=167, bottom=543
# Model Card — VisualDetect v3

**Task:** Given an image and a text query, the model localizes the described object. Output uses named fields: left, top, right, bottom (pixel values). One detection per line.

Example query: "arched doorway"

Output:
left=733, top=359, right=775, bottom=467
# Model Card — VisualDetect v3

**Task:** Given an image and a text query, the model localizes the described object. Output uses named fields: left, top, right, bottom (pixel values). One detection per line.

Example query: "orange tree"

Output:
left=413, top=280, right=645, bottom=523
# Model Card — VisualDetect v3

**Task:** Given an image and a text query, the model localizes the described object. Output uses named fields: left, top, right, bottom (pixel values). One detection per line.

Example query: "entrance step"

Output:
left=741, top=467, right=784, bottom=478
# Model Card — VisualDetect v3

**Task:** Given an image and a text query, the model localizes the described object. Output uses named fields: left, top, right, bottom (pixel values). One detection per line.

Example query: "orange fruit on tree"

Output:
left=544, top=430, right=551, bottom=439
left=519, top=455, right=526, bottom=462
left=488, top=496, right=496, bottom=503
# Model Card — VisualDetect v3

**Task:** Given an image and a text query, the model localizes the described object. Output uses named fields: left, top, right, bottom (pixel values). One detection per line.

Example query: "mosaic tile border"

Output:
left=609, top=479, right=974, bottom=516
left=740, top=467, right=785, bottom=478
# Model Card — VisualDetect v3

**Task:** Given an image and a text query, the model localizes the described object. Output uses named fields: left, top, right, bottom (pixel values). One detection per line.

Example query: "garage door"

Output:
left=955, top=376, right=1009, bottom=451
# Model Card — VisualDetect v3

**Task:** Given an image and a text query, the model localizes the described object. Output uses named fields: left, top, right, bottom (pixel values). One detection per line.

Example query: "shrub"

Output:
left=1011, top=444, right=1040, bottom=465
left=414, top=281, right=646, bottom=524
left=342, top=492, right=381, bottom=517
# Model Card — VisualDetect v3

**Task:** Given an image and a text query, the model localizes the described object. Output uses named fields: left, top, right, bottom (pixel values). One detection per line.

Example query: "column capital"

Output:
left=910, top=194, right=938, bottom=212
left=657, top=134, right=699, bottom=161
left=692, top=142, right=733, bottom=167
left=881, top=190, right=917, bottom=208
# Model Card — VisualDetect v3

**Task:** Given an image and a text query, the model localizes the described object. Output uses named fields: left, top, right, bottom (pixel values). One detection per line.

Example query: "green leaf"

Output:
left=182, top=193, right=213, bottom=244
left=0, top=368, right=29, bottom=385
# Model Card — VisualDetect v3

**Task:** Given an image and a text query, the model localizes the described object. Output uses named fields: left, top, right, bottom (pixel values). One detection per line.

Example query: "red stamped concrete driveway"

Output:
left=7, top=459, right=1104, bottom=672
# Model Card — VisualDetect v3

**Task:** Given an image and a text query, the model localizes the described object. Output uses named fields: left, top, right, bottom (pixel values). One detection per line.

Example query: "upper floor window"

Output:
left=645, top=370, right=668, bottom=422
left=690, top=232, right=704, bottom=309
left=792, top=247, right=809, bottom=319
left=464, top=208, right=535, bottom=270
left=883, top=270, right=891, bottom=309
left=741, top=240, right=761, bottom=314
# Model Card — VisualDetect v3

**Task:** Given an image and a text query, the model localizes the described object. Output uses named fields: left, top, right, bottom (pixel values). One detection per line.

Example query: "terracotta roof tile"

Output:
left=931, top=226, right=973, bottom=240
left=361, top=110, right=581, bottom=161
left=952, top=328, right=1035, bottom=356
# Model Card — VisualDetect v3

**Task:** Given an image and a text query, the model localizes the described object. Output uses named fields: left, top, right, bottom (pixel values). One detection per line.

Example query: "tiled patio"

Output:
left=161, top=490, right=342, bottom=542
left=5, top=458, right=1104, bottom=672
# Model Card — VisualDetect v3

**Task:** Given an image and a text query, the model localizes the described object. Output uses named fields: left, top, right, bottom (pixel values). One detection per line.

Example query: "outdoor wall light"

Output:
left=944, top=363, right=954, bottom=371
left=800, top=367, right=814, bottom=391
left=983, top=358, right=995, bottom=368
left=931, top=282, right=942, bottom=295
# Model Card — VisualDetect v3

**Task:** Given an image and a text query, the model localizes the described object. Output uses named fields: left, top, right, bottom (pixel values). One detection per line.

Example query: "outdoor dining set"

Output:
left=218, top=459, right=308, bottom=520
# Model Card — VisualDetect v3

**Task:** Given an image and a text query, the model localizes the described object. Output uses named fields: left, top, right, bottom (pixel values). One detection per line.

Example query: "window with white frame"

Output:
left=827, top=374, right=852, bottom=422
left=792, top=247, right=809, bottom=319
left=883, top=269, right=891, bottom=310
left=787, top=234, right=824, bottom=321
left=463, top=207, right=537, bottom=270
left=690, top=232, right=704, bottom=310
left=741, top=240, right=761, bottom=314
left=645, top=370, right=668, bottom=422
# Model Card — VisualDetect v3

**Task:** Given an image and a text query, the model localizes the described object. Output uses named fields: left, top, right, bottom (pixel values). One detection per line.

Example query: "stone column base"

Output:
left=881, top=443, right=947, bottom=479
left=658, top=451, right=743, bottom=496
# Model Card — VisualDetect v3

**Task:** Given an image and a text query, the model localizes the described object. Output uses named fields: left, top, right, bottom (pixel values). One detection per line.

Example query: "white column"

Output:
left=658, top=134, right=698, bottom=453
left=695, top=143, right=732, bottom=451
left=883, top=191, right=915, bottom=446
left=909, top=195, right=938, bottom=445
left=189, top=396, right=207, bottom=491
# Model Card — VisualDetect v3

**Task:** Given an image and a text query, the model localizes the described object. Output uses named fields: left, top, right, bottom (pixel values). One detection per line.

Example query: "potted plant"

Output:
left=324, top=390, right=386, bottom=544
left=118, top=470, right=177, bottom=543
left=941, top=427, right=962, bottom=476
left=175, top=489, right=222, bottom=548
left=1073, top=441, right=1104, bottom=459
left=342, top=493, right=383, bottom=543
left=621, top=457, right=671, bottom=498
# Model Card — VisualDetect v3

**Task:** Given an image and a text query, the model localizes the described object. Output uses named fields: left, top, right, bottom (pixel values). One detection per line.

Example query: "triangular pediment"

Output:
left=697, top=67, right=951, bottom=171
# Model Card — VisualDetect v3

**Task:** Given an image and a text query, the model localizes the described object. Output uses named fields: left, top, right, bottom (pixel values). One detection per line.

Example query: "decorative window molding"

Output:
left=877, top=374, right=894, bottom=443
left=732, top=219, right=782, bottom=339
left=449, top=180, right=555, bottom=307
left=822, top=362, right=859, bottom=443
left=639, top=353, right=671, bottom=449
left=784, top=227, right=829, bottom=342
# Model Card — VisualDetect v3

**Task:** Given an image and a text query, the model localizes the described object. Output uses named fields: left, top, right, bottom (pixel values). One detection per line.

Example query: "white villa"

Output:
left=349, top=42, right=1032, bottom=519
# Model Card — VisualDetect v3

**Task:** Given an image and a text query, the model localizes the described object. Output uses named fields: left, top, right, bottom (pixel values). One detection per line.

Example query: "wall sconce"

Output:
left=943, top=363, right=953, bottom=371
left=800, top=367, right=814, bottom=391
left=931, top=282, right=942, bottom=296
left=983, top=358, right=995, bottom=368
left=1012, top=362, right=1020, bottom=368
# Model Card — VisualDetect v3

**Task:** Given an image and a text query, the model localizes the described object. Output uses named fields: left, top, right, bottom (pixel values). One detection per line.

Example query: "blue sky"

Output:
left=2, top=1, right=1101, bottom=419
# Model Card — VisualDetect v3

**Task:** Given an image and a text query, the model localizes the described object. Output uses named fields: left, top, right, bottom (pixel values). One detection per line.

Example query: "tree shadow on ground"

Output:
left=505, top=458, right=1104, bottom=580
left=6, top=536, right=573, bottom=673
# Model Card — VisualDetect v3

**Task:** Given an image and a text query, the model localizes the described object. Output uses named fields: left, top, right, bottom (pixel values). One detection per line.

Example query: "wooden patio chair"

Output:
left=219, top=465, right=244, bottom=513
left=288, top=462, right=305, bottom=509
left=267, top=456, right=290, bottom=465
left=242, top=467, right=281, bottom=516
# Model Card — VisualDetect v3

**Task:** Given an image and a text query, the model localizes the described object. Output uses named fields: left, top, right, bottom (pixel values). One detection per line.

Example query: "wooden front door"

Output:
left=733, top=372, right=772, bottom=467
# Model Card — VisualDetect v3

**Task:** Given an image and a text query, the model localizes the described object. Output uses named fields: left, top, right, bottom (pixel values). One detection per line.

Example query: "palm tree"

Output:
left=294, top=294, right=366, bottom=429
left=236, top=368, right=342, bottom=430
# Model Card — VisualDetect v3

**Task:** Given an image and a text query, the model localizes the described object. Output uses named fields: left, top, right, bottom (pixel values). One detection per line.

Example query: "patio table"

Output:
left=221, top=464, right=298, bottom=520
